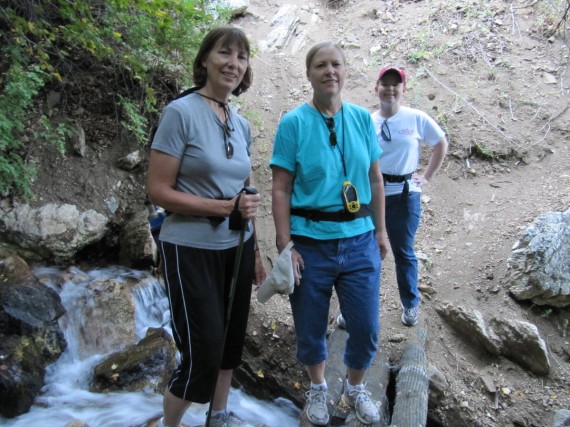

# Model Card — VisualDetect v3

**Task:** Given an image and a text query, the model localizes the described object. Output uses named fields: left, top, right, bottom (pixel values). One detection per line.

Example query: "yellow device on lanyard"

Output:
left=341, top=181, right=360, bottom=213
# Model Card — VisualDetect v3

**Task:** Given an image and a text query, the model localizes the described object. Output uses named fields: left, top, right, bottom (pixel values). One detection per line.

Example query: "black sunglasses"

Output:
left=325, top=117, right=337, bottom=147
left=220, top=122, right=234, bottom=159
left=381, top=120, right=391, bottom=142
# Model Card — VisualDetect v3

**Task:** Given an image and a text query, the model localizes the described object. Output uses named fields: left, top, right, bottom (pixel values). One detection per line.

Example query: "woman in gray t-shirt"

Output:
left=147, top=26, right=265, bottom=427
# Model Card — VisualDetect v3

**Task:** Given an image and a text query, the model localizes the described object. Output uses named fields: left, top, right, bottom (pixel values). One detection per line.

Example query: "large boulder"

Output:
left=0, top=202, right=109, bottom=263
left=507, top=208, right=570, bottom=307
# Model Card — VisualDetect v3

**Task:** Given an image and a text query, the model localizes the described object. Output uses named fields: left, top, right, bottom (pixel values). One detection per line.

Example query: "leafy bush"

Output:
left=0, top=63, right=46, bottom=199
left=0, top=0, right=230, bottom=198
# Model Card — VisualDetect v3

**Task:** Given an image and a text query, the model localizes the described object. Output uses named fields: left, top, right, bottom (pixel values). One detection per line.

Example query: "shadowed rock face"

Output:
left=0, top=255, right=66, bottom=418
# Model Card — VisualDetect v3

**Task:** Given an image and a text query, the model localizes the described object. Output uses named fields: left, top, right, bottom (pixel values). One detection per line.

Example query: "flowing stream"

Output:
left=0, top=266, right=300, bottom=427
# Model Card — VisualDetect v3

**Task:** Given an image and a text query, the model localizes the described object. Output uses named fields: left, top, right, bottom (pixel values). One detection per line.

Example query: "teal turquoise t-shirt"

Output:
left=270, top=101, right=382, bottom=240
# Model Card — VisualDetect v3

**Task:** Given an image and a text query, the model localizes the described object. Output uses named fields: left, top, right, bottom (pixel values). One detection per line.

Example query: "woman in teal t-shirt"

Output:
left=270, top=41, right=388, bottom=426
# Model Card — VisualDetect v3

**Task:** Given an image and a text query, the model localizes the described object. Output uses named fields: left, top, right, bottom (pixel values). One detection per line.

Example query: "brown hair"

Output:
left=305, top=41, right=346, bottom=71
left=192, top=26, right=253, bottom=96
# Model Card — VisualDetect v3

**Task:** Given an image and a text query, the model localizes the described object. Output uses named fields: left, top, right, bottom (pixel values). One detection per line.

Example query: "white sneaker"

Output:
left=305, top=388, right=330, bottom=426
left=343, top=380, right=380, bottom=425
left=401, top=305, right=420, bottom=326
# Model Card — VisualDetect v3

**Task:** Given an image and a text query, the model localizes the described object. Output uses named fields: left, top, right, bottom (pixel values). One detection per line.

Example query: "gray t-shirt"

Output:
left=151, top=93, right=253, bottom=249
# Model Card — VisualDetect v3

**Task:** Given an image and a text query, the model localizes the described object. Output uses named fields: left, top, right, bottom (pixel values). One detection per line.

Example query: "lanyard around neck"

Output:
left=313, top=102, right=347, bottom=177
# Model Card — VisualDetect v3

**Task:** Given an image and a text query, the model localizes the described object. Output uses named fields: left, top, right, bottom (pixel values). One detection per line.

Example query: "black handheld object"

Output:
left=229, top=186, right=258, bottom=230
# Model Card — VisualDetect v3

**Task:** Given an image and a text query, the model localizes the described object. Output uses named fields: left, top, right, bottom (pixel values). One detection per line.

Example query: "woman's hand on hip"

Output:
left=412, top=173, right=429, bottom=188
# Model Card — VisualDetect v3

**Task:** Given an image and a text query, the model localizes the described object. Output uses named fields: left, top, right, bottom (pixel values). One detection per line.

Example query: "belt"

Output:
left=383, top=173, right=412, bottom=199
left=291, top=204, right=371, bottom=222
left=192, top=197, right=233, bottom=227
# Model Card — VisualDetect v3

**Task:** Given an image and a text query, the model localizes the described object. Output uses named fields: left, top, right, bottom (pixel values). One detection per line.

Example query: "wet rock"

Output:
left=0, top=255, right=66, bottom=418
left=74, top=278, right=137, bottom=358
left=92, top=327, right=176, bottom=394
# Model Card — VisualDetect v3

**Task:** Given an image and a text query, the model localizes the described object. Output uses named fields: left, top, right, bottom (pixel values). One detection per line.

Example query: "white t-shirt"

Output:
left=371, top=106, right=445, bottom=196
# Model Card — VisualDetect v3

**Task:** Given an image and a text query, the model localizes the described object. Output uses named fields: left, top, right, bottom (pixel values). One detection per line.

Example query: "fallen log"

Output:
left=389, top=327, right=429, bottom=427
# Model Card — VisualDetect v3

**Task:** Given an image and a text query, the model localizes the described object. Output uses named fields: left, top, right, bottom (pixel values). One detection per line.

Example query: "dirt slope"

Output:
left=235, top=0, right=570, bottom=425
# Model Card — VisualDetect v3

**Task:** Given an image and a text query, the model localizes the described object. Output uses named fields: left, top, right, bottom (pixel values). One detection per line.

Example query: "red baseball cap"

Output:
left=378, top=66, right=406, bottom=84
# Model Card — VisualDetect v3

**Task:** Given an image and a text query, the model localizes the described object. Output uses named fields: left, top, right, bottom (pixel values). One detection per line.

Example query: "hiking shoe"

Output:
left=305, top=389, right=330, bottom=426
left=401, top=305, right=420, bottom=326
left=208, top=411, right=253, bottom=427
left=336, top=313, right=346, bottom=329
left=343, top=380, right=380, bottom=425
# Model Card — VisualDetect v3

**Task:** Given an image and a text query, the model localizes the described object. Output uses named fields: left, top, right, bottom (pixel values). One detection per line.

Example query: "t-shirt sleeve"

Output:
left=419, top=111, right=446, bottom=147
left=270, top=114, right=298, bottom=173
left=151, top=103, right=187, bottom=158
left=366, top=113, right=383, bottom=162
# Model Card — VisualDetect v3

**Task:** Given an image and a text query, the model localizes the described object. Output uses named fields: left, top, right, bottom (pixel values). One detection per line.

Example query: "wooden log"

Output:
left=389, top=327, right=429, bottom=427
left=299, top=325, right=391, bottom=426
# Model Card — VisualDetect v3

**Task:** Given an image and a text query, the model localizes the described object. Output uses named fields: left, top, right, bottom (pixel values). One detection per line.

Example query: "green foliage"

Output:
left=0, top=63, right=46, bottom=199
left=0, top=0, right=231, bottom=197
left=472, top=142, right=497, bottom=160
left=119, top=95, right=148, bottom=146
left=34, top=116, right=74, bottom=156
left=407, top=31, right=446, bottom=64
left=436, top=113, right=450, bottom=135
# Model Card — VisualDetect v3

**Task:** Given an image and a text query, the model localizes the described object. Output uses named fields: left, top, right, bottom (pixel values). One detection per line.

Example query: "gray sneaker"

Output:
left=336, top=313, right=346, bottom=329
left=305, top=388, right=330, bottom=426
left=343, top=381, right=380, bottom=425
left=401, top=305, right=420, bottom=326
left=208, top=411, right=253, bottom=427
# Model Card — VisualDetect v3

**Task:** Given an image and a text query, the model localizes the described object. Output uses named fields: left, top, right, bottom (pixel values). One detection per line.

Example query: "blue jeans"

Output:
left=385, top=191, right=421, bottom=309
left=289, top=231, right=381, bottom=371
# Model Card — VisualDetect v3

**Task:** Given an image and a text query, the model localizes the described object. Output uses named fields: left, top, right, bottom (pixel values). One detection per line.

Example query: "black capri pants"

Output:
left=159, top=237, right=255, bottom=403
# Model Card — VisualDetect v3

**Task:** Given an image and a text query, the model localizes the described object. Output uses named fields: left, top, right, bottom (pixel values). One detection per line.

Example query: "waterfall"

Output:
left=0, top=266, right=300, bottom=427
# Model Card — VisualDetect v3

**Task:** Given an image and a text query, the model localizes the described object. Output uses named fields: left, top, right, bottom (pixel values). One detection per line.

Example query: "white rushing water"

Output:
left=0, top=266, right=300, bottom=427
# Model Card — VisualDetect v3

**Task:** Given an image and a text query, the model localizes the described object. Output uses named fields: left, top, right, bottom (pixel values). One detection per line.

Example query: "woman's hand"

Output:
left=233, top=191, right=261, bottom=220
left=291, top=248, right=304, bottom=286
left=253, top=250, right=267, bottom=287
left=375, top=230, right=389, bottom=260
left=412, top=173, right=429, bottom=188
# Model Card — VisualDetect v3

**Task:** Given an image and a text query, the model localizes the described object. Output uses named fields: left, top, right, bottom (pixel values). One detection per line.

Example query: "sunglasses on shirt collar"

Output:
left=381, top=120, right=391, bottom=142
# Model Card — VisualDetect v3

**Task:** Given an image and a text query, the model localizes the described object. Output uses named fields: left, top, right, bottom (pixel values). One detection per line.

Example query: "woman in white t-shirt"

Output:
left=371, top=66, right=448, bottom=326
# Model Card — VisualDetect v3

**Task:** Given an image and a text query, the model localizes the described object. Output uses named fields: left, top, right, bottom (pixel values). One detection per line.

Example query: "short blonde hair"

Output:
left=305, top=41, right=346, bottom=71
